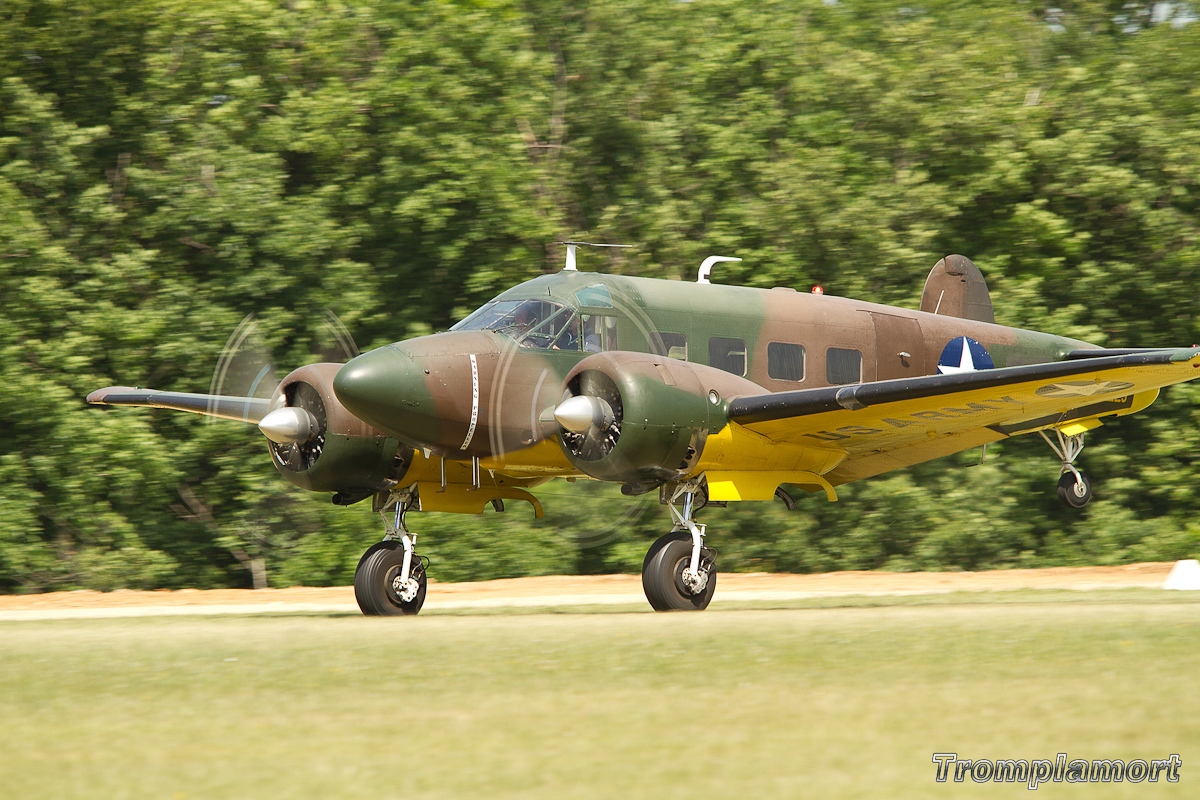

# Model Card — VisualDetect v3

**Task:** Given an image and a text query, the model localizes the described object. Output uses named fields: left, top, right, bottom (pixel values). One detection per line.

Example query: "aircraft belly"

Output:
left=393, top=449, right=559, bottom=491
left=697, top=422, right=847, bottom=475
left=479, top=438, right=579, bottom=475
left=695, top=422, right=847, bottom=502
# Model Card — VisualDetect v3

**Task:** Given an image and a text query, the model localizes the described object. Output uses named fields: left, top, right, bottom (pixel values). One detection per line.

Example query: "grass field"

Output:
left=2, top=590, right=1199, bottom=799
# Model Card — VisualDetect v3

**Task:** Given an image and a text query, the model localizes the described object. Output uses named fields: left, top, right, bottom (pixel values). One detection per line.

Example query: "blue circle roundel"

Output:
left=937, top=336, right=994, bottom=375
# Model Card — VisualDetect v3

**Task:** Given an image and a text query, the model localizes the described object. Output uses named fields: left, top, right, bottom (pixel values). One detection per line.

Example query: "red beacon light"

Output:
left=811, top=285, right=824, bottom=295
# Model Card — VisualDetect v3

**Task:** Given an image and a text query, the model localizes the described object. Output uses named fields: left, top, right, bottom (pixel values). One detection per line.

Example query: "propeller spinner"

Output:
left=553, top=394, right=616, bottom=434
left=556, top=369, right=623, bottom=462
left=258, top=405, right=321, bottom=444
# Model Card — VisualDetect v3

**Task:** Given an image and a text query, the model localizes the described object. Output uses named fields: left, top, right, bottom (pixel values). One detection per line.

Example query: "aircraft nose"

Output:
left=334, top=346, right=423, bottom=435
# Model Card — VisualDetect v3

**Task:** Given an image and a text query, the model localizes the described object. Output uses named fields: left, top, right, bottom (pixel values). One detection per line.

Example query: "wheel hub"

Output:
left=676, top=561, right=710, bottom=597
left=680, top=566, right=709, bottom=594
left=386, top=568, right=420, bottom=603
left=391, top=572, right=420, bottom=603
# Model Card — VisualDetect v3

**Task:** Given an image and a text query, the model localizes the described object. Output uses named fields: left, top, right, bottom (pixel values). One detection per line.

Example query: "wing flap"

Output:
left=86, top=386, right=272, bottom=424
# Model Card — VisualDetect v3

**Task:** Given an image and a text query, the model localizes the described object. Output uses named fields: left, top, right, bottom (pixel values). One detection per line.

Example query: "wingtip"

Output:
left=1168, top=346, right=1200, bottom=365
left=86, top=386, right=137, bottom=405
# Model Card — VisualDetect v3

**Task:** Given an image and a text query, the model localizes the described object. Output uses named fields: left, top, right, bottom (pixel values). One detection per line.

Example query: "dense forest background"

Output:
left=2, top=0, right=1199, bottom=592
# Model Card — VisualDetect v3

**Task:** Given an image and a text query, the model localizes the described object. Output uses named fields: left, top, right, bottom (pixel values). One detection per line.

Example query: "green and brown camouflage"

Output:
left=328, top=255, right=1096, bottom=499
left=87, top=253, right=1119, bottom=508
left=87, top=250, right=1200, bottom=614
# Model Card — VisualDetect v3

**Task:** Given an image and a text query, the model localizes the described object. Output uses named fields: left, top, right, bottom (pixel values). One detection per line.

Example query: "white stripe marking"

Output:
left=461, top=354, right=480, bottom=450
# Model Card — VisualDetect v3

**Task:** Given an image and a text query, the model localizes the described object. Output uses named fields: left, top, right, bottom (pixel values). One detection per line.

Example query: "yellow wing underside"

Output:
left=700, top=351, right=1200, bottom=501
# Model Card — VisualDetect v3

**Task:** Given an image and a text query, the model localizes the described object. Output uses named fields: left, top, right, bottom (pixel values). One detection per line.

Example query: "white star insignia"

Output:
left=937, top=338, right=977, bottom=375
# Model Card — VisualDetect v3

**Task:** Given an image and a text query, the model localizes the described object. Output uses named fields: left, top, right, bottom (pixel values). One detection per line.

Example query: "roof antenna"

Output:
left=557, top=241, right=632, bottom=271
left=697, top=256, right=742, bottom=284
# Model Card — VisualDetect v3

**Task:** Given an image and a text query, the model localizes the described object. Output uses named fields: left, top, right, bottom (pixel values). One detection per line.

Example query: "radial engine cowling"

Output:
left=265, top=363, right=411, bottom=503
left=555, top=352, right=764, bottom=489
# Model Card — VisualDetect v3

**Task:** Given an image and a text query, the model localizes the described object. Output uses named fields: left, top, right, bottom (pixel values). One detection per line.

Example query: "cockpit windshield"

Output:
left=452, top=299, right=585, bottom=350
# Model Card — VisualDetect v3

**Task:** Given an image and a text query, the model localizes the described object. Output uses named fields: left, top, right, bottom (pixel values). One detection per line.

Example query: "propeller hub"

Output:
left=553, top=395, right=615, bottom=434
left=259, top=406, right=320, bottom=444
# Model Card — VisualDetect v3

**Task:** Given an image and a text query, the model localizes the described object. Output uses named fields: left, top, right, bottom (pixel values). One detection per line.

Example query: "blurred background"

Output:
left=2, top=0, right=1199, bottom=592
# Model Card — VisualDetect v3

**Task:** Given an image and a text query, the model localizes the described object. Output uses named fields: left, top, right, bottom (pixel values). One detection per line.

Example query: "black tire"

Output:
left=355, top=541, right=396, bottom=577
left=641, top=531, right=685, bottom=578
left=641, top=532, right=717, bottom=611
left=1057, top=472, right=1092, bottom=509
left=354, top=541, right=428, bottom=616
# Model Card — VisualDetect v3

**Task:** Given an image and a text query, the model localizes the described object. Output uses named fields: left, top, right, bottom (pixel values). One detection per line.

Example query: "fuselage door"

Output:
left=872, top=313, right=925, bottom=381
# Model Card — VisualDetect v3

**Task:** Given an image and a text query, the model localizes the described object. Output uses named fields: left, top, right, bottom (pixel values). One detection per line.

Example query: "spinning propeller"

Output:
left=206, top=311, right=360, bottom=465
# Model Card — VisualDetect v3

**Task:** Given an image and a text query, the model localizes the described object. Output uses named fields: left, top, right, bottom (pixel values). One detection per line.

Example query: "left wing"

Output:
left=719, top=347, right=1200, bottom=490
left=86, top=386, right=272, bottom=424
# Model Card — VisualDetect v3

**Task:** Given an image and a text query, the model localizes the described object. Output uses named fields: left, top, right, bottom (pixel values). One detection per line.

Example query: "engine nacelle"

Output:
left=555, top=352, right=765, bottom=488
left=267, top=363, right=411, bottom=503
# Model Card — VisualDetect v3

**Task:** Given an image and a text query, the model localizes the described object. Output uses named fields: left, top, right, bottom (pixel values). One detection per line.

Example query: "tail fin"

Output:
left=919, top=255, right=994, bottom=323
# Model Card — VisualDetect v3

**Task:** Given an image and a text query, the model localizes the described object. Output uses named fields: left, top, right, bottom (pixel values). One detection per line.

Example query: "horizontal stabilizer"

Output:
left=1064, top=348, right=1176, bottom=359
left=86, top=386, right=272, bottom=424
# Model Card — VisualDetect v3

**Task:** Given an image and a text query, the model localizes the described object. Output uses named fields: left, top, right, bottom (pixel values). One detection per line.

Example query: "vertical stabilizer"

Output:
left=919, top=255, right=994, bottom=323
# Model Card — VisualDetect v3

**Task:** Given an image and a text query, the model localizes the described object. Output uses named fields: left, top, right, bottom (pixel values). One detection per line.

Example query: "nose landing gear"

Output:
left=355, top=488, right=428, bottom=615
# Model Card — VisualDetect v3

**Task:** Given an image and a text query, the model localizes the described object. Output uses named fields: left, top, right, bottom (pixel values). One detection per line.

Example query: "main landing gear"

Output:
left=641, top=480, right=718, bottom=611
left=1040, top=428, right=1093, bottom=509
left=355, top=488, right=428, bottom=615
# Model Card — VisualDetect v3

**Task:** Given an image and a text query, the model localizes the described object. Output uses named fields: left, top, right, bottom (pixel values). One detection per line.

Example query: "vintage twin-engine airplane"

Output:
left=88, top=244, right=1200, bottom=615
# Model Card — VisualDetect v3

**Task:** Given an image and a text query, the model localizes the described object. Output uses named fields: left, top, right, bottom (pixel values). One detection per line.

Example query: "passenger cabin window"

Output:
left=650, top=332, right=688, bottom=361
left=605, top=317, right=619, bottom=351
left=578, top=314, right=617, bottom=352
left=709, top=337, right=747, bottom=376
left=767, top=342, right=805, bottom=381
left=826, top=347, right=862, bottom=385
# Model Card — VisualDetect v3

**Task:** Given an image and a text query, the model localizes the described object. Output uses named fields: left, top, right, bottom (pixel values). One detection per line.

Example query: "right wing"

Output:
left=707, top=346, right=1200, bottom=496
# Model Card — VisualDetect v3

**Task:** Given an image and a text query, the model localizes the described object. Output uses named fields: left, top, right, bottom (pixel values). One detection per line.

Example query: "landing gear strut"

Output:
left=355, top=488, right=428, bottom=615
left=1040, top=428, right=1093, bottom=509
left=641, top=481, right=717, bottom=611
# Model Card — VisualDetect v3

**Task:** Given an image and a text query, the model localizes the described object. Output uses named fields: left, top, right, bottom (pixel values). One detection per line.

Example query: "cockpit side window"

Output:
left=517, top=303, right=576, bottom=349
left=452, top=300, right=519, bottom=332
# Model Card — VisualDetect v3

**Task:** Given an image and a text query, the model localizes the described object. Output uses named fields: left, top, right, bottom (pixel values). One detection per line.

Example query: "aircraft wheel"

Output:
left=354, top=541, right=427, bottom=616
left=1057, top=472, right=1092, bottom=509
left=641, top=532, right=717, bottom=612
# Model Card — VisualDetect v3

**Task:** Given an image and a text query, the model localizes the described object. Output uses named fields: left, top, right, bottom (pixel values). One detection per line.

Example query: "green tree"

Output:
left=2, top=0, right=1199, bottom=592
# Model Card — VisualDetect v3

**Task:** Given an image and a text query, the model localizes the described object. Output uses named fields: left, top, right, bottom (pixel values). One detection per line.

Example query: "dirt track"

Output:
left=0, top=563, right=1180, bottom=620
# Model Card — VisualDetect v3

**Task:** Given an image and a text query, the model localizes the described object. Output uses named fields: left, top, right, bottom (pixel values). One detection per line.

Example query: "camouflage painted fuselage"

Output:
left=333, top=267, right=1093, bottom=494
